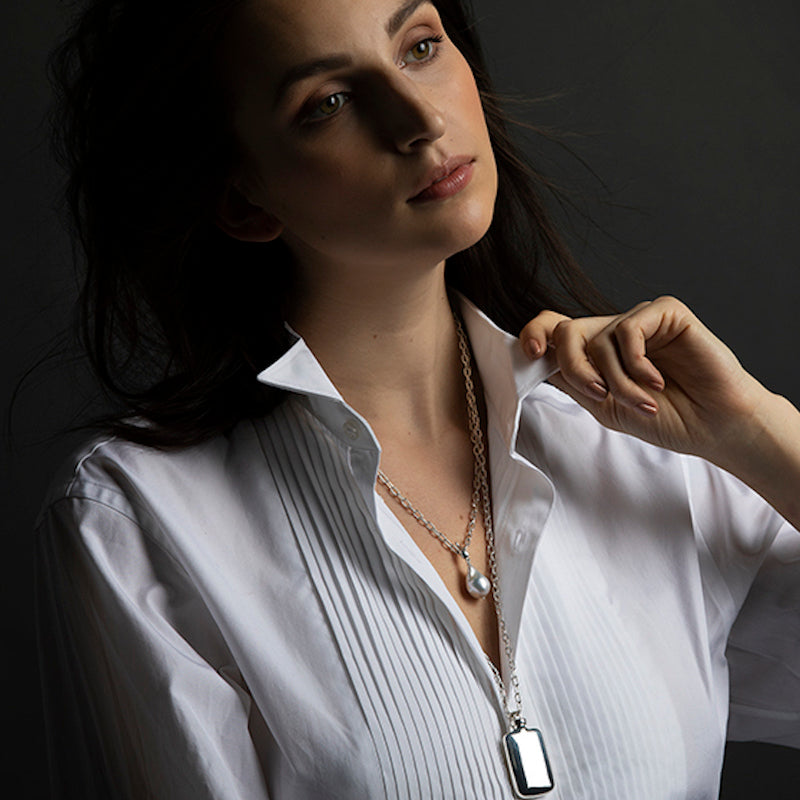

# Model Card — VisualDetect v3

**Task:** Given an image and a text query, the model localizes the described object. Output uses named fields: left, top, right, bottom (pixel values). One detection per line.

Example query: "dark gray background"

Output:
left=3, top=0, right=798, bottom=795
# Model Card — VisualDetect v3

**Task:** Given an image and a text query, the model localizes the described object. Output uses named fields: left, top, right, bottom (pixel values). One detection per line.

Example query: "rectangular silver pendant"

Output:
left=502, top=727, right=554, bottom=797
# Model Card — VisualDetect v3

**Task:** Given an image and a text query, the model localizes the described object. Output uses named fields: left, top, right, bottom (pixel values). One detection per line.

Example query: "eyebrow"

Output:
left=273, top=55, right=353, bottom=108
left=272, top=0, right=435, bottom=107
left=386, top=0, right=432, bottom=37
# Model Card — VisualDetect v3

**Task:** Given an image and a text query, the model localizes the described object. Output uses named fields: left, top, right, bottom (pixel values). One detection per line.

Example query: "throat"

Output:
left=289, top=277, right=463, bottom=435
left=373, top=313, right=501, bottom=669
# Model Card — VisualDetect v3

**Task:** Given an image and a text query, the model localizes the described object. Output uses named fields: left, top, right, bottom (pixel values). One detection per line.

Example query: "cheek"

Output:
left=255, top=147, right=395, bottom=256
left=255, top=147, right=355, bottom=221
left=453, top=61, right=497, bottom=188
left=448, top=52, right=489, bottom=128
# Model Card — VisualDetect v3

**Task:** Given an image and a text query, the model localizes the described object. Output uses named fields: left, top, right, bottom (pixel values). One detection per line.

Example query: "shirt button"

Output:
left=342, top=419, right=360, bottom=441
left=511, top=529, right=527, bottom=552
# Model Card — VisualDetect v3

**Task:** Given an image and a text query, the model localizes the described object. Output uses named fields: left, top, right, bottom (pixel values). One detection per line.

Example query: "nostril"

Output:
left=405, top=135, right=432, bottom=151
left=394, top=107, right=446, bottom=153
left=372, top=71, right=447, bottom=153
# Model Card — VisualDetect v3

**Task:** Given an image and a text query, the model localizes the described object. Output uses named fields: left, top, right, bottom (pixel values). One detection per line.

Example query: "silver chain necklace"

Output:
left=376, top=318, right=491, bottom=599
left=376, top=315, right=555, bottom=797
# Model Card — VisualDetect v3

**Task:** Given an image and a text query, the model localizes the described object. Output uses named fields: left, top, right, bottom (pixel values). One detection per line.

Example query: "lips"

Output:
left=408, top=156, right=475, bottom=203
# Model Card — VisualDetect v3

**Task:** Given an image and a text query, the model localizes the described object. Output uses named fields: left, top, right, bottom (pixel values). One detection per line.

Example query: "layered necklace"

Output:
left=376, top=315, right=491, bottom=599
left=376, top=315, right=555, bottom=798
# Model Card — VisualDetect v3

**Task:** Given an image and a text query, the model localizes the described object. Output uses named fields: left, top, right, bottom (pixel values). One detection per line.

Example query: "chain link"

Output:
left=377, top=313, right=525, bottom=731
left=376, top=471, right=479, bottom=560
left=456, top=316, right=525, bottom=728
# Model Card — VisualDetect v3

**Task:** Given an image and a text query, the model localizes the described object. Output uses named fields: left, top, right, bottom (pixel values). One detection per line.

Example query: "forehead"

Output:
left=236, top=0, right=374, bottom=51
left=226, top=0, right=432, bottom=66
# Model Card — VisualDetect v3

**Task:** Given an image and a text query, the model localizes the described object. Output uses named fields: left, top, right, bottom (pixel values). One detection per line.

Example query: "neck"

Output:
left=288, top=259, right=465, bottom=445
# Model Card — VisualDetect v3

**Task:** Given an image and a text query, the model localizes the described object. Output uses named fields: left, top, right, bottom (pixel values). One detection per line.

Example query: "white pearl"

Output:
left=466, top=564, right=491, bottom=598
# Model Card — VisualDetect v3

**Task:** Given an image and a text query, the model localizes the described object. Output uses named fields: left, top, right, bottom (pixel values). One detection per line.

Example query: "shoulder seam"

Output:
left=65, top=435, right=121, bottom=495
left=41, top=492, right=147, bottom=532
left=37, top=493, right=195, bottom=583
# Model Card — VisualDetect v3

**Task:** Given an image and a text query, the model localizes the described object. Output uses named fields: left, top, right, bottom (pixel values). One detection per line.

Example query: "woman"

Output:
left=37, top=0, right=799, bottom=797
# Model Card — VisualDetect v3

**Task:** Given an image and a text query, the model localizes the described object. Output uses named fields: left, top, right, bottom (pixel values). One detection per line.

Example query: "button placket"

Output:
left=342, top=419, right=360, bottom=441
left=511, top=528, right=527, bottom=552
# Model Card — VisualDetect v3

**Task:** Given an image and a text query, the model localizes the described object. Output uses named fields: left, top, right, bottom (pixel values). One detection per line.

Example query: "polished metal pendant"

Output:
left=502, top=726, right=554, bottom=797
left=465, top=563, right=491, bottom=598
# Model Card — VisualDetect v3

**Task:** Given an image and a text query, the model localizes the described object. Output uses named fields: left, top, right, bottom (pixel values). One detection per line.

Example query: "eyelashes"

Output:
left=401, top=34, right=445, bottom=68
left=302, top=34, right=446, bottom=125
left=306, top=91, right=351, bottom=121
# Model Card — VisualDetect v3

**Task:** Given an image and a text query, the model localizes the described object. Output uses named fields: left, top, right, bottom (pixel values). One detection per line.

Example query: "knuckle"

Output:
left=560, top=352, right=590, bottom=377
left=618, top=316, right=648, bottom=343
left=522, top=310, right=571, bottom=340
left=654, top=294, right=685, bottom=311
left=616, top=314, right=638, bottom=332
left=551, top=319, right=573, bottom=345
left=537, top=310, right=569, bottom=328
left=585, top=336, right=605, bottom=360
left=614, top=318, right=638, bottom=341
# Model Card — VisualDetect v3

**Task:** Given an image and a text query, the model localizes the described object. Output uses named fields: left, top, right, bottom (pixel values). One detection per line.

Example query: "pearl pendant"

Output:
left=466, top=564, right=491, bottom=598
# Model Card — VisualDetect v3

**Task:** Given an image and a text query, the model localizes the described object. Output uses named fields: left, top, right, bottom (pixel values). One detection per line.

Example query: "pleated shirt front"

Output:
left=36, top=301, right=800, bottom=799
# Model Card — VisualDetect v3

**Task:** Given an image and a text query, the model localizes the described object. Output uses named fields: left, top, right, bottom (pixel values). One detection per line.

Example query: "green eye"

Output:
left=402, top=34, right=444, bottom=65
left=308, top=92, right=349, bottom=121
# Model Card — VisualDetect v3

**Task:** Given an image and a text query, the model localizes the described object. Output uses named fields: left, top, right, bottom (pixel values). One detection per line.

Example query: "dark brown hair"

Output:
left=50, top=0, right=611, bottom=447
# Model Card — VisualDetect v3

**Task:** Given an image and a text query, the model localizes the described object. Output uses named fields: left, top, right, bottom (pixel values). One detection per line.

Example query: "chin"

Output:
left=450, top=195, right=495, bottom=253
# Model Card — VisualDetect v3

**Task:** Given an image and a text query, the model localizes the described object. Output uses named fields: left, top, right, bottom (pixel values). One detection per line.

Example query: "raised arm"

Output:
left=520, top=296, right=800, bottom=529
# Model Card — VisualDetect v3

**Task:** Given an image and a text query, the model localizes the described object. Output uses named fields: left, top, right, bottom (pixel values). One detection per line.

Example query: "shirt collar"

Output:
left=257, top=322, right=343, bottom=405
left=256, top=296, right=558, bottom=454
left=459, top=298, right=559, bottom=453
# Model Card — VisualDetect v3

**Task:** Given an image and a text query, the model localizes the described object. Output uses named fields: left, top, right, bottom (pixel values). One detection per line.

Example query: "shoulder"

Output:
left=519, top=380, right=682, bottom=476
left=520, top=379, right=788, bottom=570
left=37, top=417, right=268, bottom=537
left=44, top=432, right=222, bottom=506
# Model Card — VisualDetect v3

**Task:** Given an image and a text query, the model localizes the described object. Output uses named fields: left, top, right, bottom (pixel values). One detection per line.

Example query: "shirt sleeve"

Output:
left=684, top=457, right=800, bottom=747
left=35, top=492, right=272, bottom=799
left=726, top=519, right=800, bottom=747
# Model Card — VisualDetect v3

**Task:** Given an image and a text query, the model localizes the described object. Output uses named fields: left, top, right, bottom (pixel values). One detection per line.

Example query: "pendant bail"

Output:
left=509, top=710, right=527, bottom=733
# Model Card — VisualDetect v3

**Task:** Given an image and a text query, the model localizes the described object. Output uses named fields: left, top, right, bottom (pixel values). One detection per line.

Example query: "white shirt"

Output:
left=36, top=300, right=800, bottom=799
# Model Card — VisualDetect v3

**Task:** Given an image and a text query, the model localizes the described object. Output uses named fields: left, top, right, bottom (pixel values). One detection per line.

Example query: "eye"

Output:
left=401, top=34, right=444, bottom=66
left=306, top=91, right=350, bottom=122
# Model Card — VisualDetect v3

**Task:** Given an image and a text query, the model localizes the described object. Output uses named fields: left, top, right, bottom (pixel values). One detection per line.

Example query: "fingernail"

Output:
left=636, top=402, right=658, bottom=416
left=526, top=340, right=543, bottom=358
left=587, top=381, right=608, bottom=400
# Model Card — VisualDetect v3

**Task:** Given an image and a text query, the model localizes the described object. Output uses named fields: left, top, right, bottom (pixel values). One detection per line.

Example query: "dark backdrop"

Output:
left=2, top=1, right=798, bottom=796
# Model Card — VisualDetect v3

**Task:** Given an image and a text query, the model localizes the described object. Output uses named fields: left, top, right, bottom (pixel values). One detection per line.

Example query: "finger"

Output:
left=519, top=311, right=571, bottom=359
left=586, top=327, right=660, bottom=416
left=609, top=296, right=696, bottom=391
left=546, top=370, right=586, bottom=405
left=612, top=317, right=665, bottom=391
left=551, top=320, right=613, bottom=402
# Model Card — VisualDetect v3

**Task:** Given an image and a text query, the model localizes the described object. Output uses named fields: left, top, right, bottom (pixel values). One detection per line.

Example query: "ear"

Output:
left=216, top=182, right=284, bottom=243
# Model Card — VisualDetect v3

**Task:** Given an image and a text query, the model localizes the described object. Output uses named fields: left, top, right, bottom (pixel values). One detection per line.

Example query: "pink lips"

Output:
left=408, top=157, right=475, bottom=203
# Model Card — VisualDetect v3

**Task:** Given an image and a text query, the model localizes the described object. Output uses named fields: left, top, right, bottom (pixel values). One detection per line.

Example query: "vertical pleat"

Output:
left=254, top=388, right=700, bottom=799
left=258, top=400, right=512, bottom=799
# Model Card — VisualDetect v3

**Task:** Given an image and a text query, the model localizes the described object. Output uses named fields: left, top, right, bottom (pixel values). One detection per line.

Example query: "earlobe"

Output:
left=216, top=183, right=284, bottom=243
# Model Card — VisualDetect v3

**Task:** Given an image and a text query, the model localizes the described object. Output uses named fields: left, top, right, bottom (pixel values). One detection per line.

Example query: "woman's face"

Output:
left=220, top=0, right=497, bottom=278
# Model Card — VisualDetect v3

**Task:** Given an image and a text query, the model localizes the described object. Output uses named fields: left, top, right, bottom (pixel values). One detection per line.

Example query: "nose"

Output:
left=374, top=71, right=446, bottom=153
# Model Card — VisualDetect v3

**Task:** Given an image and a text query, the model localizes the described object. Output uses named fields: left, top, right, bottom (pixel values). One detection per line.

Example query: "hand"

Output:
left=519, top=297, right=768, bottom=463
